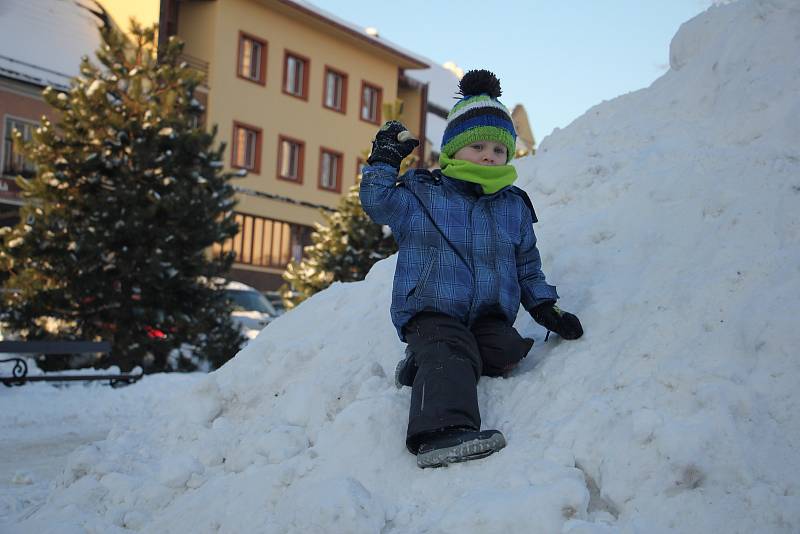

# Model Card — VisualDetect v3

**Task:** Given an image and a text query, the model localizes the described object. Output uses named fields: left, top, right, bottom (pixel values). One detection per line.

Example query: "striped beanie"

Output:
left=440, top=70, right=516, bottom=163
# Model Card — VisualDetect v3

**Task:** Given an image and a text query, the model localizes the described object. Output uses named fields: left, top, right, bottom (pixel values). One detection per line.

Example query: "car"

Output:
left=223, top=281, right=280, bottom=339
left=262, top=290, right=287, bottom=316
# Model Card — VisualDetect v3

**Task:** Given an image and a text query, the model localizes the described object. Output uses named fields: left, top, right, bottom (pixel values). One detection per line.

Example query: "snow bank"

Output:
left=8, top=0, right=800, bottom=532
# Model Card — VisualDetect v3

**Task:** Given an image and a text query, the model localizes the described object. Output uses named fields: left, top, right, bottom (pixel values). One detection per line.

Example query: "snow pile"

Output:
left=7, top=0, right=800, bottom=532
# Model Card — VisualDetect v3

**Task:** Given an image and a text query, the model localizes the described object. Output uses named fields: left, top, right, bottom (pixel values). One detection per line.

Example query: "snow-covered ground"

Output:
left=0, top=374, right=203, bottom=527
left=2, top=0, right=799, bottom=532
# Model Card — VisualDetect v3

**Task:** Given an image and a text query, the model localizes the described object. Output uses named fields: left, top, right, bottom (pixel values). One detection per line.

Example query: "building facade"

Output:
left=159, top=0, right=429, bottom=290
left=1, top=0, right=430, bottom=292
left=0, top=1, right=106, bottom=228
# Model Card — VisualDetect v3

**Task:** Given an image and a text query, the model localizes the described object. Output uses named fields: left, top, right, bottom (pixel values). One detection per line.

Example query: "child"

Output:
left=360, top=70, right=583, bottom=469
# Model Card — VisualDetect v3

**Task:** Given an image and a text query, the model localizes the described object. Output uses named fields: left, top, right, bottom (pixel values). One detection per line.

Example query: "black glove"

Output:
left=530, top=301, right=583, bottom=340
left=366, top=121, right=420, bottom=169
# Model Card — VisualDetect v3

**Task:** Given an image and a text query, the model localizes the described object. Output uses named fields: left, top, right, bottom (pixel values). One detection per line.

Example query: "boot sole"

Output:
left=417, top=433, right=507, bottom=468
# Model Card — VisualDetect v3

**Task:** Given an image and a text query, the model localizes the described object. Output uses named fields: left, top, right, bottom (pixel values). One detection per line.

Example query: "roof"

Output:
left=0, top=0, right=103, bottom=90
left=268, top=0, right=429, bottom=70
left=404, top=61, right=463, bottom=150
left=405, top=62, right=461, bottom=112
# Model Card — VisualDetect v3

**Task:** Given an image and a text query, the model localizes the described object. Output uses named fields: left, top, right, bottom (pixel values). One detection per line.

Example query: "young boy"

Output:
left=360, top=70, right=583, bottom=469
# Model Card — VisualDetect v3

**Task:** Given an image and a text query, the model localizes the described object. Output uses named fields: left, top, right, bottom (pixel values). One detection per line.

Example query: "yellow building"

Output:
left=139, top=0, right=427, bottom=290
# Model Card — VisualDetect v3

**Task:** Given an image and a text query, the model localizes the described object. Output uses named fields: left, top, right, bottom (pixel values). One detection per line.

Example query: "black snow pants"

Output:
left=403, top=311, right=534, bottom=454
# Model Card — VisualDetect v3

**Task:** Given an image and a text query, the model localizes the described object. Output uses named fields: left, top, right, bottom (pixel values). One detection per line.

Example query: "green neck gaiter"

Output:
left=439, top=154, right=518, bottom=195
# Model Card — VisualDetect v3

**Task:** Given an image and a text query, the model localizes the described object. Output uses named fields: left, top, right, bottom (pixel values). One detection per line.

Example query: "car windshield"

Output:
left=225, top=289, right=278, bottom=316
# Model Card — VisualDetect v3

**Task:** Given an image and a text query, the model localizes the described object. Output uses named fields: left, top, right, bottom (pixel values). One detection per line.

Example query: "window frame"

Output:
left=322, top=66, right=348, bottom=114
left=359, top=81, right=382, bottom=124
left=2, top=115, right=38, bottom=178
left=282, top=50, right=310, bottom=101
left=236, top=31, right=268, bottom=86
left=276, top=134, right=305, bottom=184
left=230, top=121, right=263, bottom=174
left=318, top=147, right=344, bottom=193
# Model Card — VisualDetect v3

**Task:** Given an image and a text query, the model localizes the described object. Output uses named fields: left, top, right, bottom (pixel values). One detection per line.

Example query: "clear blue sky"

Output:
left=307, top=0, right=712, bottom=140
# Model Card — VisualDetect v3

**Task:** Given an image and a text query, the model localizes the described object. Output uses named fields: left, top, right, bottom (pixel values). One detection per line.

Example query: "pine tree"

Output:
left=0, top=17, right=244, bottom=372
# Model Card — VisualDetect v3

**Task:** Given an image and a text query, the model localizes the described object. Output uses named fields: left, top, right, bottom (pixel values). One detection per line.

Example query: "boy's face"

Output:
left=453, top=141, right=508, bottom=166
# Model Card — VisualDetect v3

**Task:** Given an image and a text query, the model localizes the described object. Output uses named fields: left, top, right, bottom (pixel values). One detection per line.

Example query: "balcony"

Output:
left=178, top=53, right=209, bottom=86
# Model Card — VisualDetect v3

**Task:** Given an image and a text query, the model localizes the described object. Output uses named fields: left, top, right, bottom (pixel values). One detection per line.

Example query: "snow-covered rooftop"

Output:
left=405, top=62, right=461, bottom=112
left=0, top=0, right=103, bottom=90
left=402, top=61, right=462, bottom=150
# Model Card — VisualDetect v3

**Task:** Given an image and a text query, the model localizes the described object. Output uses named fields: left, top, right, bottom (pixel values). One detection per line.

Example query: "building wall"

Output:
left=0, top=81, right=53, bottom=123
left=174, top=0, right=425, bottom=290
left=177, top=1, right=219, bottom=68
left=100, top=0, right=160, bottom=32
left=397, top=83, right=425, bottom=159
left=201, top=0, right=401, bottom=217
left=0, top=79, right=57, bottom=208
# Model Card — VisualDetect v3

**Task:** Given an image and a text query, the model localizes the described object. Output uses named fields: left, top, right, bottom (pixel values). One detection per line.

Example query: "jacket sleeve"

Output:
left=517, top=204, right=559, bottom=310
left=359, top=162, right=412, bottom=238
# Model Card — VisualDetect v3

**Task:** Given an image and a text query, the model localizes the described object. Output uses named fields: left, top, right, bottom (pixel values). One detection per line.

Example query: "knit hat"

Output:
left=440, top=70, right=517, bottom=163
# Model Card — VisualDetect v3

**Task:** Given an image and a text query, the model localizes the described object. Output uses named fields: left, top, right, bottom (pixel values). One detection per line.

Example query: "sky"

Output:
left=306, top=0, right=714, bottom=141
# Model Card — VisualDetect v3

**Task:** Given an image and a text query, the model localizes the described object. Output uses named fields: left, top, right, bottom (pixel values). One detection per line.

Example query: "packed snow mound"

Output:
left=14, top=1, right=800, bottom=532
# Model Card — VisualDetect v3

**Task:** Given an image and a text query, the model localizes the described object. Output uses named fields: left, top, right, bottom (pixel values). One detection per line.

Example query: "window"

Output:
left=277, top=135, right=304, bottom=182
left=215, top=213, right=313, bottom=268
left=237, top=32, right=267, bottom=85
left=323, top=67, right=347, bottom=113
left=360, top=82, right=382, bottom=124
left=283, top=51, right=309, bottom=99
left=3, top=117, right=36, bottom=177
left=231, top=122, right=262, bottom=173
left=319, top=148, right=343, bottom=192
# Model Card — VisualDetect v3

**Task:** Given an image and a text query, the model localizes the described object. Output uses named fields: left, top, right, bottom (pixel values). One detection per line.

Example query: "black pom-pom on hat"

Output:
left=458, top=69, right=502, bottom=99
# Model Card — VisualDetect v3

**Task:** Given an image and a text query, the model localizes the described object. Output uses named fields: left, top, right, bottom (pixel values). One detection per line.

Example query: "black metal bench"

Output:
left=0, top=340, right=143, bottom=387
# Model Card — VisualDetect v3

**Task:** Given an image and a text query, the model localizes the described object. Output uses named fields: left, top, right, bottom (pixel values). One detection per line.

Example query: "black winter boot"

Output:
left=416, top=428, right=506, bottom=468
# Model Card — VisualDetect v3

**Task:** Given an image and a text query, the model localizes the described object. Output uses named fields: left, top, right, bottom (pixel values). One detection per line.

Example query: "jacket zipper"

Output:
left=467, top=202, right=477, bottom=323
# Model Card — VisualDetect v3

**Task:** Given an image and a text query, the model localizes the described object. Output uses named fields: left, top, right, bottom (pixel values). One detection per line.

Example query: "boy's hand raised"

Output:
left=367, top=121, right=420, bottom=170
left=530, top=301, right=583, bottom=340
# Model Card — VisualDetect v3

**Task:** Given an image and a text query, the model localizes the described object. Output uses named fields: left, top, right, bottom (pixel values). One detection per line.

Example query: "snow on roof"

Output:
left=405, top=61, right=461, bottom=111
left=0, top=0, right=102, bottom=90
left=400, top=61, right=463, bottom=148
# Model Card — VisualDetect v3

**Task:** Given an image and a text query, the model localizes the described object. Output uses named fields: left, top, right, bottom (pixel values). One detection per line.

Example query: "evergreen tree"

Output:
left=0, top=17, right=243, bottom=372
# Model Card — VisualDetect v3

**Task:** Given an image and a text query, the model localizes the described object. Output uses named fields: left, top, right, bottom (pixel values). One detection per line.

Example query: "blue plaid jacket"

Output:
left=360, top=163, right=559, bottom=341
